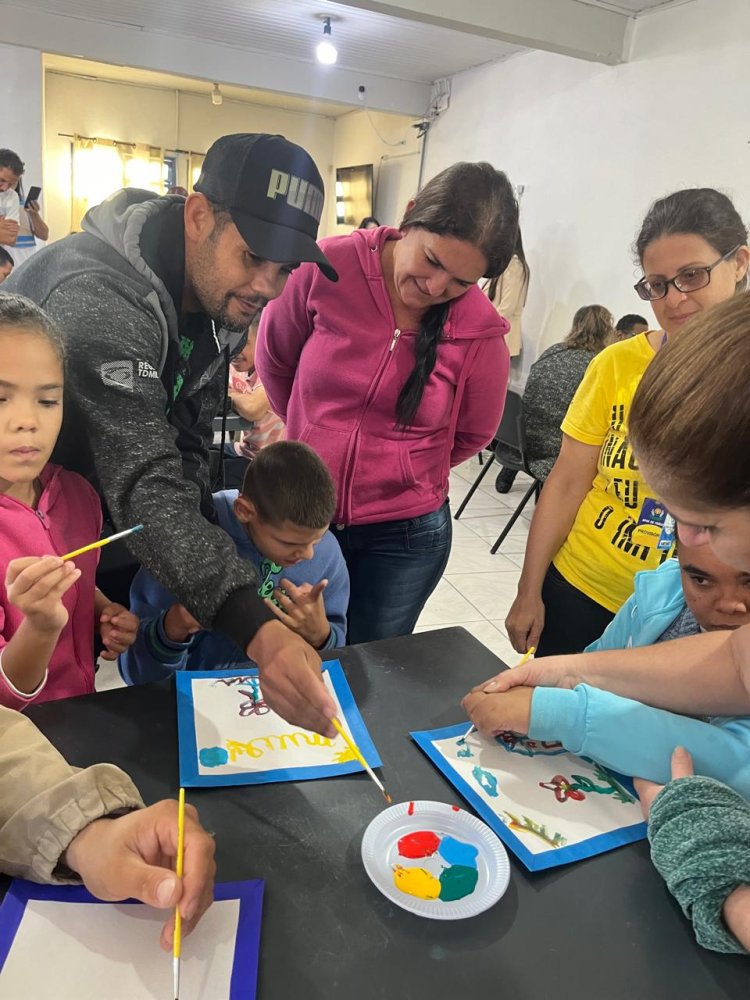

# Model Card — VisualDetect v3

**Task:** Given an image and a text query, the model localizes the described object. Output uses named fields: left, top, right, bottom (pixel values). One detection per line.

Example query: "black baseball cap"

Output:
left=194, top=133, right=337, bottom=281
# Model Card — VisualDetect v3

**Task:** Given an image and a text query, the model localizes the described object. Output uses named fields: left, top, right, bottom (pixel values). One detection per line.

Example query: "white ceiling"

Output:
left=579, top=0, right=689, bottom=10
left=3, top=0, right=698, bottom=116
left=11, top=0, right=525, bottom=84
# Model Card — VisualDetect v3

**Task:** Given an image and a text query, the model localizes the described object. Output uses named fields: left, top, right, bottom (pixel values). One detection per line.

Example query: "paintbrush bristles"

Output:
left=173, top=956, right=180, bottom=1000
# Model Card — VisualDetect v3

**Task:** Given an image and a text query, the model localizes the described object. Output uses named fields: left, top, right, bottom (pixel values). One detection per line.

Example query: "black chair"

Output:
left=453, top=390, right=542, bottom=554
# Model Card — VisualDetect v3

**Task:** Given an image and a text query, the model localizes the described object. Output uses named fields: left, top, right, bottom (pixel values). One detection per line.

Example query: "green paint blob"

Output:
left=439, top=864, right=479, bottom=901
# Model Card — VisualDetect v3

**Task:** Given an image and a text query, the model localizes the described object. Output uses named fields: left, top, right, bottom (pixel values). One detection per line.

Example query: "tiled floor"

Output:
left=96, top=455, right=530, bottom=692
left=414, top=456, right=532, bottom=667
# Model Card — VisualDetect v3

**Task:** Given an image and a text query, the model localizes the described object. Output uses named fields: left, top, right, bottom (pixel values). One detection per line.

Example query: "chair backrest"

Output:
left=493, top=390, right=533, bottom=476
left=495, top=390, right=523, bottom=450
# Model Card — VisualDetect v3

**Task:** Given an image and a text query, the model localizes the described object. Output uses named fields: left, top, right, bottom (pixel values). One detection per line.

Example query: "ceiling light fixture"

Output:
left=211, top=83, right=223, bottom=106
left=316, top=17, right=338, bottom=65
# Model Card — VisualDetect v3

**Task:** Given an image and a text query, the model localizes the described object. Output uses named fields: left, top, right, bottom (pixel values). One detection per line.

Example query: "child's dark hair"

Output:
left=0, top=149, right=24, bottom=177
left=0, top=293, right=65, bottom=364
left=635, top=188, right=748, bottom=292
left=241, top=442, right=336, bottom=528
left=615, top=313, right=648, bottom=335
left=396, top=162, right=519, bottom=427
left=0, top=247, right=13, bottom=270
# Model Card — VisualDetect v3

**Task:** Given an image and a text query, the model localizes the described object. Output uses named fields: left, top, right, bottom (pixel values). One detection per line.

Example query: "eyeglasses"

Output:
left=634, top=245, right=741, bottom=301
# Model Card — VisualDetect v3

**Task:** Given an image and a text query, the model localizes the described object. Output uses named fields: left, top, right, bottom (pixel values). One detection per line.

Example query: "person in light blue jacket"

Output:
left=462, top=539, right=750, bottom=797
left=120, top=442, right=349, bottom=685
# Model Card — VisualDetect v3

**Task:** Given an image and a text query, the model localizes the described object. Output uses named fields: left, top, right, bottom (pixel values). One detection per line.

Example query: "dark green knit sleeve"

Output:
left=648, top=775, right=750, bottom=955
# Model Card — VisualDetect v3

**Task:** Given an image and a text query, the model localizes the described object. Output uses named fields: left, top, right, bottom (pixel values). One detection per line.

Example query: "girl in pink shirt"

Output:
left=258, top=162, right=518, bottom=643
left=0, top=294, right=138, bottom=708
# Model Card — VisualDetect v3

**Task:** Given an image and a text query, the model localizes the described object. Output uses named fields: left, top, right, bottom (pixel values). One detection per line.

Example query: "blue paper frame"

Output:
left=411, top=723, right=647, bottom=872
left=0, top=879, right=264, bottom=998
left=177, top=659, right=381, bottom=787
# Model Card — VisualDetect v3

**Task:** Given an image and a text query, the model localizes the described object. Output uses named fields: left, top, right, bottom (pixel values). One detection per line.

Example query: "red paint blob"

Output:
left=451, top=806, right=460, bottom=812
left=407, top=801, right=415, bottom=816
left=398, top=831, right=441, bottom=859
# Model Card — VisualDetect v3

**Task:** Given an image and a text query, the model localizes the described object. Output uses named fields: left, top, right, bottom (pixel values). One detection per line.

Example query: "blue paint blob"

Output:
left=199, top=746, right=229, bottom=768
left=471, top=765, right=499, bottom=797
left=438, top=836, right=479, bottom=868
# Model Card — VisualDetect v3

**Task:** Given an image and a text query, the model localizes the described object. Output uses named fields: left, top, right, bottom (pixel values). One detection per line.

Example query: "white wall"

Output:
left=423, top=0, right=750, bottom=385
left=44, top=72, right=338, bottom=242
left=330, top=110, right=422, bottom=234
left=1, top=42, right=44, bottom=199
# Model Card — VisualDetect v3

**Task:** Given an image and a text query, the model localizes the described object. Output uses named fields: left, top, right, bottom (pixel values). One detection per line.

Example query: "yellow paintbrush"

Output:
left=173, top=788, right=186, bottom=1000
left=463, top=645, right=537, bottom=742
left=61, top=523, right=144, bottom=561
left=331, top=717, right=392, bottom=804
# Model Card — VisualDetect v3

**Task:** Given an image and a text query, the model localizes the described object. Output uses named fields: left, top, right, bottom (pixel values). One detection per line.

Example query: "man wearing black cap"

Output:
left=5, top=133, right=339, bottom=736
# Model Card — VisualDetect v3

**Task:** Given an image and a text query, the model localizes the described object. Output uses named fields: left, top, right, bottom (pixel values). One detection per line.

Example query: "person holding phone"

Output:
left=13, top=179, right=48, bottom=267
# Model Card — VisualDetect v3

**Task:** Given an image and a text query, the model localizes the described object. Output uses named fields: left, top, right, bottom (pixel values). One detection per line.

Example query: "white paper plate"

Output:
left=361, top=799, right=510, bottom=920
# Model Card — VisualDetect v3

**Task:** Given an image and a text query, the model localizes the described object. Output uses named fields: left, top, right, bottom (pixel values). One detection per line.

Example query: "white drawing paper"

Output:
left=0, top=898, right=239, bottom=1000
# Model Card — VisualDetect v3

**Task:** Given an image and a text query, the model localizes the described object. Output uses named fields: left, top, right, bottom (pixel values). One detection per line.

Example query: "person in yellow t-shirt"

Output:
left=506, top=188, right=750, bottom=656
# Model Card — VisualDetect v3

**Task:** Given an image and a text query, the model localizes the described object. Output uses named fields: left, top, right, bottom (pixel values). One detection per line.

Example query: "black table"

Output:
left=26, top=628, right=748, bottom=999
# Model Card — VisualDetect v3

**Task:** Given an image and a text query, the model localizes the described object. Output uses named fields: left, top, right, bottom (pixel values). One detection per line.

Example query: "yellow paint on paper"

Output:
left=225, top=731, right=334, bottom=761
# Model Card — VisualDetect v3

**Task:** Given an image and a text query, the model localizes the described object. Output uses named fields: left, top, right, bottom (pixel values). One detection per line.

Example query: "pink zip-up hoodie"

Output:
left=257, top=227, right=510, bottom=525
left=0, top=464, right=102, bottom=709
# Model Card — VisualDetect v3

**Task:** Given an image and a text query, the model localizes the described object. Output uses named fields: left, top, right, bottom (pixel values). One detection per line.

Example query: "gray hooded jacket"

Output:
left=5, top=189, right=274, bottom=647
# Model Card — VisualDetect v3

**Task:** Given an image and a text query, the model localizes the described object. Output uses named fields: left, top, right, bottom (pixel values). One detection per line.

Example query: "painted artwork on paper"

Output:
left=176, top=660, right=381, bottom=787
left=411, top=723, right=646, bottom=871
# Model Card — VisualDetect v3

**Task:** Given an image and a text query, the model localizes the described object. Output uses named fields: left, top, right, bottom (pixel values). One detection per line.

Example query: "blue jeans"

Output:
left=333, top=502, right=452, bottom=645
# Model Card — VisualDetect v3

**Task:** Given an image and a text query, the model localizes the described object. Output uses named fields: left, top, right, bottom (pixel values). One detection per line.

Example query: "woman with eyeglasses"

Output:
left=506, top=188, right=750, bottom=656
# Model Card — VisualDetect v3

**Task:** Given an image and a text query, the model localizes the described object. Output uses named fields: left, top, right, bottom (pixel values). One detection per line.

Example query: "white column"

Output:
left=1, top=42, right=44, bottom=191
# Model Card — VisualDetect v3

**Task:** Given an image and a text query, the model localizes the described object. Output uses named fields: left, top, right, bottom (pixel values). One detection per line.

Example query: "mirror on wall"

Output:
left=335, top=163, right=374, bottom=226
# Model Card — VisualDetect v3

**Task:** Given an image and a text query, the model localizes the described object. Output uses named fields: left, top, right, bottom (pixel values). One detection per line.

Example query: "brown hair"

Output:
left=564, top=305, right=614, bottom=353
left=395, top=162, right=519, bottom=426
left=635, top=189, right=748, bottom=295
left=241, top=441, right=336, bottom=528
left=629, top=291, right=750, bottom=509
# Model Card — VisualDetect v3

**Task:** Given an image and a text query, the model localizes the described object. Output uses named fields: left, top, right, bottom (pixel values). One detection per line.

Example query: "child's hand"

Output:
left=266, top=579, right=330, bottom=649
left=99, top=603, right=139, bottom=660
left=633, top=746, right=695, bottom=820
left=6, top=556, right=80, bottom=634
left=461, top=686, right=534, bottom=738
left=163, top=603, right=202, bottom=644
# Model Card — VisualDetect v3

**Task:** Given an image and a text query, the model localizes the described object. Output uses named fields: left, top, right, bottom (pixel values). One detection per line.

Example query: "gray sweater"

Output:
left=523, top=343, right=597, bottom=481
left=649, top=775, right=750, bottom=955
left=4, top=191, right=274, bottom=648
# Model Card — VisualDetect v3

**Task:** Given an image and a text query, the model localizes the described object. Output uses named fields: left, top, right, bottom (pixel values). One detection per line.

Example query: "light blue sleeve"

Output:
left=118, top=568, right=196, bottom=685
left=585, top=593, right=636, bottom=652
left=529, top=685, right=750, bottom=798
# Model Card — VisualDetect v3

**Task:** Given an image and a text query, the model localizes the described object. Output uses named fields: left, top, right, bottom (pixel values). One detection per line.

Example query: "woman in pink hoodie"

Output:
left=0, top=294, right=138, bottom=708
left=257, top=162, right=517, bottom=643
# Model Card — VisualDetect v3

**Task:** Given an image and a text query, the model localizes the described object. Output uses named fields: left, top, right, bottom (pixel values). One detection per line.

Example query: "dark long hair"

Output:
left=635, top=188, right=748, bottom=292
left=395, top=162, right=519, bottom=426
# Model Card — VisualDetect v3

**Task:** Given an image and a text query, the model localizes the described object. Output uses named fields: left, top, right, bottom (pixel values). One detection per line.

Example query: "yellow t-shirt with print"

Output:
left=553, top=333, right=672, bottom=613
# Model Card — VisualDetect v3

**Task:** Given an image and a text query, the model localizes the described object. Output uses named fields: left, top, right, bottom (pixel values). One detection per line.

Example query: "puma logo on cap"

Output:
left=266, top=169, right=324, bottom=223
